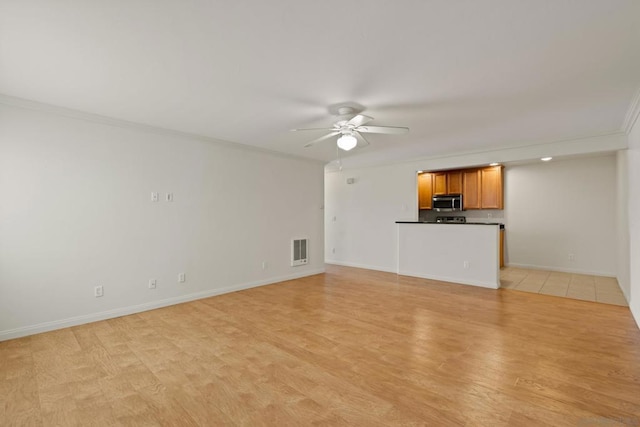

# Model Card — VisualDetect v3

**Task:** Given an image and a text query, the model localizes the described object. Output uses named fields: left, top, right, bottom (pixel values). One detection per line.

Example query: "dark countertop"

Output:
left=396, top=221, right=505, bottom=229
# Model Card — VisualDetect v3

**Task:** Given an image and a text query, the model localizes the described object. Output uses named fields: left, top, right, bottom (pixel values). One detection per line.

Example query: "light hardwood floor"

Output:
left=2, top=265, right=640, bottom=426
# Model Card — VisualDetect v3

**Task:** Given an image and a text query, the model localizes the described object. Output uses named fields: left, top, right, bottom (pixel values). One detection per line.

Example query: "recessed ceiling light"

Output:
left=541, top=157, right=552, bottom=161
left=489, top=163, right=499, bottom=166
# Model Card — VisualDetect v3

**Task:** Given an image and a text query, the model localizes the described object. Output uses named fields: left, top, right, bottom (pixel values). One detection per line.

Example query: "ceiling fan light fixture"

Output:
left=337, top=134, right=357, bottom=151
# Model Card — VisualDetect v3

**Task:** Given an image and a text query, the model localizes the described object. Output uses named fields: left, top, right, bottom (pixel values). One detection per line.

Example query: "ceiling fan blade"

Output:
left=356, top=125, right=409, bottom=135
left=303, top=131, right=340, bottom=148
left=291, top=127, right=335, bottom=132
left=347, top=114, right=374, bottom=127
left=355, top=132, right=370, bottom=147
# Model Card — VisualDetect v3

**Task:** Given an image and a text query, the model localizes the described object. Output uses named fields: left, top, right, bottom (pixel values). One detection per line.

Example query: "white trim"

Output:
left=0, top=93, right=324, bottom=166
left=0, top=268, right=324, bottom=342
left=325, top=260, right=397, bottom=273
left=631, top=302, right=640, bottom=331
left=618, top=281, right=630, bottom=302
left=398, top=271, right=500, bottom=289
left=328, top=131, right=627, bottom=172
left=505, top=263, right=615, bottom=278
left=623, top=87, right=640, bottom=134
left=326, top=261, right=500, bottom=289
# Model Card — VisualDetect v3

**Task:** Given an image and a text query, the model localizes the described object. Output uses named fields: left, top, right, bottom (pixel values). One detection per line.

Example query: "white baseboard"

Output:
left=631, top=301, right=640, bottom=331
left=326, top=261, right=500, bottom=289
left=0, top=268, right=325, bottom=342
left=398, top=270, right=500, bottom=289
left=506, top=262, right=615, bottom=278
left=325, top=260, right=397, bottom=274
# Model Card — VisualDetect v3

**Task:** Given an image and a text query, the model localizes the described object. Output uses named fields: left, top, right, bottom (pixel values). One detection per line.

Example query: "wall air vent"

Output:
left=291, top=238, right=308, bottom=267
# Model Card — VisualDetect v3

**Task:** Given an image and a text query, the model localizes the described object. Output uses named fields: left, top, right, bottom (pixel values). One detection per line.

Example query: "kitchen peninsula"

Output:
left=396, top=221, right=501, bottom=289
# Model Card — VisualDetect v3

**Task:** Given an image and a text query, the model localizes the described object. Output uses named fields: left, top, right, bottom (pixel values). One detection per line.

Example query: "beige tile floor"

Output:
left=500, top=267, right=628, bottom=306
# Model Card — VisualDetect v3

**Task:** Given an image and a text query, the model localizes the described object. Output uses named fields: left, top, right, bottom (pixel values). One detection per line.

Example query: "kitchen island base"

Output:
left=397, top=222, right=500, bottom=289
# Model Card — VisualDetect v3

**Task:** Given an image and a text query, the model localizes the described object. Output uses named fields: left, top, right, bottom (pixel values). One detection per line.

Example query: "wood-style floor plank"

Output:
left=1, top=265, right=640, bottom=426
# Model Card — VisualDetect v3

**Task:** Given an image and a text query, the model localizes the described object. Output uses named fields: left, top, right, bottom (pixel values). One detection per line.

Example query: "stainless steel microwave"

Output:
left=432, top=194, right=463, bottom=211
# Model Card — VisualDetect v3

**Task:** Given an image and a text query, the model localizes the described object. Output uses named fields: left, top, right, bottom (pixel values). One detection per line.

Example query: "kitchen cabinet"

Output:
left=480, top=166, right=504, bottom=209
left=418, top=165, right=504, bottom=211
left=417, top=173, right=433, bottom=210
left=462, top=169, right=481, bottom=209
left=432, top=172, right=448, bottom=195
left=447, top=171, right=463, bottom=194
left=500, top=229, right=505, bottom=268
left=432, top=170, right=461, bottom=195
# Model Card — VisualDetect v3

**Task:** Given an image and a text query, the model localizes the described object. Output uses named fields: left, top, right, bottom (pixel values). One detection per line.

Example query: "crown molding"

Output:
left=328, top=130, right=626, bottom=172
left=622, top=87, right=640, bottom=134
left=0, top=93, right=325, bottom=165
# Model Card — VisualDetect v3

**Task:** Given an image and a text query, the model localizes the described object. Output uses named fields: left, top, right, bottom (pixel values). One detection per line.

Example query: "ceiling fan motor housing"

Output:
left=294, top=106, right=409, bottom=149
left=336, top=106, right=355, bottom=116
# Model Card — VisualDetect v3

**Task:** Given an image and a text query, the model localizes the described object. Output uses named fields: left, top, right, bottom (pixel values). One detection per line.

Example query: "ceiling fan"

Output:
left=291, top=106, right=409, bottom=151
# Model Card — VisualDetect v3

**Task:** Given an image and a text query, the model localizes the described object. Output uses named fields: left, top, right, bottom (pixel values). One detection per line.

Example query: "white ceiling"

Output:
left=1, top=1, right=639, bottom=168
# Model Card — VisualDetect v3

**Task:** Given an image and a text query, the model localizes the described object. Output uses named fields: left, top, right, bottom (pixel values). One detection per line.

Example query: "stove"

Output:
left=435, top=216, right=466, bottom=224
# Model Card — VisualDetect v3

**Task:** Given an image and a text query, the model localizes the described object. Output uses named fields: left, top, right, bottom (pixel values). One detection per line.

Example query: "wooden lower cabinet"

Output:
left=500, top=229, right=505, bottom=268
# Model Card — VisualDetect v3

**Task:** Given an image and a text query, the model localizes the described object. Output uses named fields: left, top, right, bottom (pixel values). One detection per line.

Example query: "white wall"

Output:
left=505, top=155, right=617, bottom=275
left=0, top=102, right=325, bottom=340
left=616, top=150, right=630, bottom=300
left=325, top=140, right=621, bottom=278
left=398, top=223, right=500, bottom=288
left=325, top=164, right=416, bottom=272
left=627, top=116, right=640, bottom=328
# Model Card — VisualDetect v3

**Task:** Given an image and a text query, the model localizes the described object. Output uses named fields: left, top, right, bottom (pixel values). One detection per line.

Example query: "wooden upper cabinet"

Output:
left=431, top=171, right=463, bottom=195
left=417, top=173, right=433, bottom=210
left=432, top=172, right=448, bottom=195
left=480, top=166, right=504, bottom=209
left=462, top=169, right=481, bottom=209
left=418, top=165, right=504, bottom=212
left=447, top=171, right=463, bottom=194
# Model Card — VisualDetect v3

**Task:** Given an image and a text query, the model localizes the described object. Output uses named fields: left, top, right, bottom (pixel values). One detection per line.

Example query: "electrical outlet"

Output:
left=487, top=213, right=492, bottom=219
left=261, top=261, right=268, bottom=270
left=148, top=279, right=157, bottom=289
left=569, top=253, right=576, bottom=261
left=178, top=273, right=186, bottom=283
left=463, top=260, right=470, bottom=269
left=151, top=192, right=159, bottom=202
left=94, top=285, right=104, bottom=297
